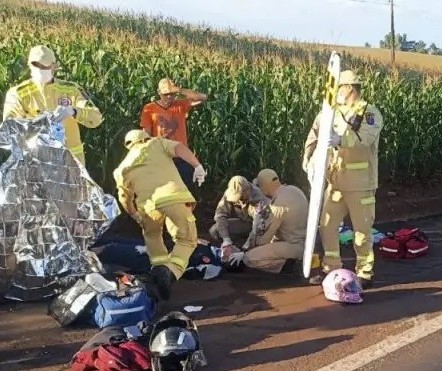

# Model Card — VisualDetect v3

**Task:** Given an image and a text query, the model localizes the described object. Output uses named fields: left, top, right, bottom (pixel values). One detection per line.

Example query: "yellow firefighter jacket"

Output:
left=2, top=78, right=103, bottom=164
left=303, top=100, right=383, bottom=192
left=113, top=138, right=195, bottom=214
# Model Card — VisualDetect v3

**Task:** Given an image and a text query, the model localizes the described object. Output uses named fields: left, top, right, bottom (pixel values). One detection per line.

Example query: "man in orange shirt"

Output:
left=140, top=78, right=207, bottom=191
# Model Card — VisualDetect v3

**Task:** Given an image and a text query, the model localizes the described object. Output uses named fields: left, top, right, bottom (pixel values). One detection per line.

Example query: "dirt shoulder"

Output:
left=194, top=182, right=442, bottom=234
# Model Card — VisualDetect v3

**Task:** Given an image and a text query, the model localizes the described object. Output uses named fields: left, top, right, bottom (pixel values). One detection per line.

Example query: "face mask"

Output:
left=30, top=66, right=54, bottom=85
left=336, top=93, right=346, bottom=105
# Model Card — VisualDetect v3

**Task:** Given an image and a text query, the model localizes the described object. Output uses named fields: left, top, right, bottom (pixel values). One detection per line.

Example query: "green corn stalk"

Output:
left=0, top=0, right=442, bottom=198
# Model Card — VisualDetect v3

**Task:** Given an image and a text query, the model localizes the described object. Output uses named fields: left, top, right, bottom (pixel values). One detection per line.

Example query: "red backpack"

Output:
left=379, top=228, right=429, bottom=259
left=71, top=340, right=152, bottom=371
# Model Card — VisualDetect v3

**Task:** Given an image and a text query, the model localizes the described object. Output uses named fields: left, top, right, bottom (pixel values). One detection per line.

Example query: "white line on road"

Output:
left=316, top=312, right=442, bottom=371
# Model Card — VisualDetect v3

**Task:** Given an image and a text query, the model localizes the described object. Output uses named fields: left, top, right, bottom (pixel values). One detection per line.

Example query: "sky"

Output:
left=48, top=0, right=442, bottom=47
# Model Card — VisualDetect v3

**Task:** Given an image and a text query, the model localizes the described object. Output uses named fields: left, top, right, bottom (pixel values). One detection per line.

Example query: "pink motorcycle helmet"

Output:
left=322, top=268, right=363, bottom=304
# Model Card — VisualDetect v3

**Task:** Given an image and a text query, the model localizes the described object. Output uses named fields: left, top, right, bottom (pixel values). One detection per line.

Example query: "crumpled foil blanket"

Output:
left=0, top=114, right=119, bottom=301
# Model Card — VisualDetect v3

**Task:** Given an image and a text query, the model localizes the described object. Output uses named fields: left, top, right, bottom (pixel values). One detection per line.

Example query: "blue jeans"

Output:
left=173, top=158, right=194, bottom=193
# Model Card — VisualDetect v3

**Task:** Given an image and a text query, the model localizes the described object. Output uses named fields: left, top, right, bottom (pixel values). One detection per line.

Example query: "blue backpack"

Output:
left=93, top=287, right=156, bottom=329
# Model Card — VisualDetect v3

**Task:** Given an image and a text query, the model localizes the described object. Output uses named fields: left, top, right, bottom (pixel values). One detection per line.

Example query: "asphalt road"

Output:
left=360, top=330, right=442, bottom=371
left=0, top=215, right=441, bottom=370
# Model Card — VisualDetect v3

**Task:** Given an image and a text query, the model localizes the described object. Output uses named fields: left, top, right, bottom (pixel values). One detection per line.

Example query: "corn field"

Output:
left=1, top=0, right=442, bottom=196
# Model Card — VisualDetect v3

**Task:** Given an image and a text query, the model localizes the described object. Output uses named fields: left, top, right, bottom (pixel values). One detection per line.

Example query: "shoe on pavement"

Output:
left=136, top=273, right=161, bottom=303
left=359, top=277, right=373, bottom=290
left=309, top=271, right=327, bottom=285
left=151, top=265, right=176, bottom=301
left=280, top=259, right=303, bottom=280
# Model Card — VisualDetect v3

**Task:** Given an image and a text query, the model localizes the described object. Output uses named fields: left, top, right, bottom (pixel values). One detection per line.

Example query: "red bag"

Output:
left=379, top=228, right=429, bottom=259
left=71, top=341, right=152, bottom=371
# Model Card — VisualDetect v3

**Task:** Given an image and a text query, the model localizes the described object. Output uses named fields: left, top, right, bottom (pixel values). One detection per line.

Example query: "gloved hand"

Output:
left=307, top=163, right=315, bottom=186
left=192, top=164, right=206, bottom=186
left=328, top=131, right=341, bottom=147
left=221, top=238, right=233, bottom=248
left=302, top=160, right=309, bottom=173
left=228, top=251, right=245, bottom=267
left=53, top=105, right=75, bottom=122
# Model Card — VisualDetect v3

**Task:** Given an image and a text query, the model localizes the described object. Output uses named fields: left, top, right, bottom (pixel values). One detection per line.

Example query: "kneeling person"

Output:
left=113, top=130, right=207, bottom=300
left=228, top=169, right=308, bottom=275
left=209, top=175, right=269, bottom=250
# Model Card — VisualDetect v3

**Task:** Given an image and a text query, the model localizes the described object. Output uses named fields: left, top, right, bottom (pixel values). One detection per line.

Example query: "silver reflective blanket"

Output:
left=0, top=115, right=119, bottom=301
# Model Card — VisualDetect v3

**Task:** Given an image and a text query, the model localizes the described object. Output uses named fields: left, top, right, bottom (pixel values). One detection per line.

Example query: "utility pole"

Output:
left=390, top=0, right=395, bottom=65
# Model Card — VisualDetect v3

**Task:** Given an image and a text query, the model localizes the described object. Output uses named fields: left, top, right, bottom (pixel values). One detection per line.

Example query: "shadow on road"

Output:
left=207, top=335, right=353, bottom=371
left=198, top=286, right=442, bottom=369
left=0, top=341, right=83, bottom=371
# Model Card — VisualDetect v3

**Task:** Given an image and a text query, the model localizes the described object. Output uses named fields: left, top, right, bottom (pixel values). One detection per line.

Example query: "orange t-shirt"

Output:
left=140, top=99, right=192, bottom=146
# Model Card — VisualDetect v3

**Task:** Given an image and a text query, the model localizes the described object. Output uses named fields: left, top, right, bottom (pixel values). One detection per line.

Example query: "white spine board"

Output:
left=303, top=51, right=341, bottom=278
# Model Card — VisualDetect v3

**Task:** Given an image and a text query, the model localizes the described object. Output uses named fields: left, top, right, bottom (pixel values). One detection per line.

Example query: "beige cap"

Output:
left=225, top=175, right=251, bottom=203
left=124, top=129, right=150, bottom=149
left=339, top=70, right=361, bottom=86
left=158, top=78, right=180, bottom=95
left=28, top=45, right=57, bottom=67
left=255, top=168, right=279, bottom=188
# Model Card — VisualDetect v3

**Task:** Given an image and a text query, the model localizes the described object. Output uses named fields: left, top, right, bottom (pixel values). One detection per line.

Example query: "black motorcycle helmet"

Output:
left=149, top=311, right=207, bottom=371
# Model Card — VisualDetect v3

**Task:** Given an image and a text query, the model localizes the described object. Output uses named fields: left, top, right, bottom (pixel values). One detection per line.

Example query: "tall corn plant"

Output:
left=1, top=0, right=442, bottom=196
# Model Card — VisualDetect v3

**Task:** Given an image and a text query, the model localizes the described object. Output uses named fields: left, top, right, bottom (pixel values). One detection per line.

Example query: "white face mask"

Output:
left=30, top=66, right=54, bottom=85
left=336, top=93, right=346, bottom=105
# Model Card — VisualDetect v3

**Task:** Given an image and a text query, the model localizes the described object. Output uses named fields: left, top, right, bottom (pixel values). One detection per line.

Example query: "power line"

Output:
left=348, top=0, right=391, bottom=5
left=348, top=0, right=396, bottom=64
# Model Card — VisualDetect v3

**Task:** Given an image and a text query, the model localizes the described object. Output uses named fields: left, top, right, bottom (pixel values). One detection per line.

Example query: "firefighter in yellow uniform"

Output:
left=2, top=45, right=102, bottom=165
left=304, top=70, right=383, bottom=289
left=113, top=129, right=206, bottom=300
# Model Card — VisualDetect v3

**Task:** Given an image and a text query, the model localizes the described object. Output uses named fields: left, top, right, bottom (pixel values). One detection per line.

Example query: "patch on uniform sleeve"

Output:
left=58, top=97, right=72, bottom=106
left=365, top=112, right=375, bottom=126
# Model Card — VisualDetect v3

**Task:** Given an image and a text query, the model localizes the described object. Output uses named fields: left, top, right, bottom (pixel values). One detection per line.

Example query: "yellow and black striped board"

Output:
left=303, top=51, right=341, bottom=279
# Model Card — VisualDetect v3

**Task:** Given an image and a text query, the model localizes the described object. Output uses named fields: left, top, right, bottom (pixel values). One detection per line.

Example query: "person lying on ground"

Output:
left=224, top=169, right=309, bottom=276
left=113, top=129, right=207, bottom=300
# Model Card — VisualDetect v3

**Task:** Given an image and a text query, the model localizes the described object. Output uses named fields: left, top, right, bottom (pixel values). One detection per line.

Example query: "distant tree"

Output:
left=414, top=40, right=427, bottom=54
left=379, top=32, right=407, bottom=50
left=428, top=43, right=441, bottom=55
left=364, top=42, right=371, bottom=48
left=379, top=33, right=442, bottom=54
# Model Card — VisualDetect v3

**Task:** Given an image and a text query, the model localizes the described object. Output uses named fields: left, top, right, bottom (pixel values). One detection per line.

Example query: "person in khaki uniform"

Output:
left=2, top=45, right=102, bottom=165
left=209, top=175, right=270, bottom=252
left=113, top=130, right=206, bottom=300
left=237, top=168, right=309, bottom=274
left=304, top=70, right=383, bottom=289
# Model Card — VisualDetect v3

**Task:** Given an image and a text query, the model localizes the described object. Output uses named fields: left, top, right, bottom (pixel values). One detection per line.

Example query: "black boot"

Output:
left=358, top=277, right=373, bottom=290
left=151, top=265, right=176, bottom=301
left=309, top=270, right=327, bottom=285
left=280, top=259, right=303, bottom=280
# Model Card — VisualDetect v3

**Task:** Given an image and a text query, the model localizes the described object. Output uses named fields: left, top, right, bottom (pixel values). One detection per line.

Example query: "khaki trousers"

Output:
left=140, top=203, right=198, bottom=279
left=320, top=185, right=376, bottom=280
left=244, top=213, right=304, bottom=274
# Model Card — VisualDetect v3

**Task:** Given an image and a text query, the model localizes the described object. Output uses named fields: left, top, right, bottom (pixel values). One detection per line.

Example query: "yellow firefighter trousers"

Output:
left=140, top=203, right=198, bottom=279
left=320, top=186, right=376, bottom=280
left=244, top=218, right=304, bottom=274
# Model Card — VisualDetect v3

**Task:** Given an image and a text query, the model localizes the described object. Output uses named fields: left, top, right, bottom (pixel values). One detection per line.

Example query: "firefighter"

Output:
left=209, top=175, right=270, bottom=252
left=113, top=130, right=206, bottom=300
left=2, top=45, right=103, bottom=165
left=304, top=70, right=383, bottom=289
